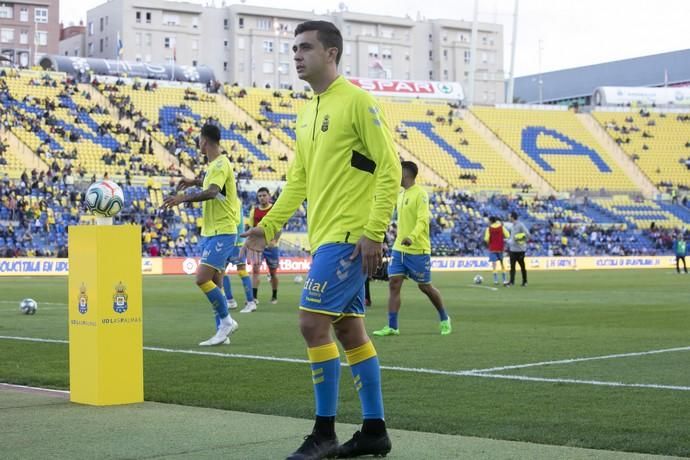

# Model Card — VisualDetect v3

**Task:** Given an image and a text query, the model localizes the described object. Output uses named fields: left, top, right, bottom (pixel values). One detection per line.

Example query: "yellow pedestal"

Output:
left=68, top=225, right=143, bottom=405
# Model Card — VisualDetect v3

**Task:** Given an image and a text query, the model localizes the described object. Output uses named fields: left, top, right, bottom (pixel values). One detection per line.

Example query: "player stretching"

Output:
left=223, top=196, right=257, bottom=312
left=243, top=20, right=400, bottom=459
left=246, top=186, right=280, bottom=310
left=162, top=124, right=239, bottom=346
left=373, top=161, right=451, bottom=337
left=484, top=216, right=509, bottom=285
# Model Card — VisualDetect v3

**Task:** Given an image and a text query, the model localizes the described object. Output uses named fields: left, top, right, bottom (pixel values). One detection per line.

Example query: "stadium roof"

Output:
left=513, top=48, right=690, bottom=104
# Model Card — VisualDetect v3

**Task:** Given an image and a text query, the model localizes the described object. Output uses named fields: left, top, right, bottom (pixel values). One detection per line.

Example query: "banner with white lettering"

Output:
left=0, top=256, right=677, bottom=276
left=0, top=258, right=161, bottom=276
left=430, top=256, right=677, bottom=271
left=348, top=78, right=463, bottom=100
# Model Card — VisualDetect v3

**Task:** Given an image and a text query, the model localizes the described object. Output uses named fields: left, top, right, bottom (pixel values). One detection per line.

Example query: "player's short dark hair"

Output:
left=510, top=211, right=518, bottom=220
left=489, top=216, right=497, bottom=223
left=257, top=187, right=270, bottom=195
left=401, top=161, right=418, bottom=179
left=295, top=20, right=343, bottom=65
left=200, top=124, right=221, bottom=144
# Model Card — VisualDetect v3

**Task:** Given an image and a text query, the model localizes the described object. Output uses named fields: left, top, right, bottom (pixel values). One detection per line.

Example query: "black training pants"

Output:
left=509, top=251, right=527, bottom=285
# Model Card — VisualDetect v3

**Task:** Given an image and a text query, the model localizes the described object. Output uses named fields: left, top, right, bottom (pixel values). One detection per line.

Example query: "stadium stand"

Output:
left=380, top=100, right=527, bottom=191
left=2, top=70, right=690, bottom=260
left=0, top=72, right=170, bottom=179
left=0, top=169, right=78, bottom=257
left=2, top=165, right=689, bottom=258
left=592, top=109, right=690, bottom=190
left=472, top=106, right=637, bottom=192
left=226, top=85, right=311, bottom=152
left=591, top=196, right=690, bottom=230
left=96, top=79, right=289, bottom=181
left=0, top=136, right=29, bottom=176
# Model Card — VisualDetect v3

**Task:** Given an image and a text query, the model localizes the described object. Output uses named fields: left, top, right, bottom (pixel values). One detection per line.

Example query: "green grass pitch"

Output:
left=0, top=270, right=689, bottom=457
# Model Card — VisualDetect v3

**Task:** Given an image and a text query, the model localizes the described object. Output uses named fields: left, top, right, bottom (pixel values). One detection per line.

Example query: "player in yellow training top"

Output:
left=162, top=124, right=239, bottom=347
left=373, top=161, right=451, bottom=337
left=242, top=20, right=400, bottom=460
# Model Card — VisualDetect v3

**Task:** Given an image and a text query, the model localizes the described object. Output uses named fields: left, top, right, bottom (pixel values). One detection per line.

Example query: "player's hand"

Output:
left=401, top=237, right=412, bottom=246
left=162, top=194, right=185, bottom=209
left=176, top=177, right=196, bottom=192
left=350, top=235, right=382, bottom=277
left=241, top=226, right=267, bottom=265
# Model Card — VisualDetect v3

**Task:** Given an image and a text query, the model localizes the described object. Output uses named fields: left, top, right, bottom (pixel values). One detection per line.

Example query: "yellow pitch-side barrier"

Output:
left=67, top=225, right=143, bottom=405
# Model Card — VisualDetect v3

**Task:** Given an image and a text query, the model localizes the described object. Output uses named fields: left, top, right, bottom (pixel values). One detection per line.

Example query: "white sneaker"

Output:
left=227, top=299, right=238, bottom=310
left=240, top=300, right=257, bottom=313
left=270, top=298, right=278, bottom=305
left=199, top=316, right=238, bottom=346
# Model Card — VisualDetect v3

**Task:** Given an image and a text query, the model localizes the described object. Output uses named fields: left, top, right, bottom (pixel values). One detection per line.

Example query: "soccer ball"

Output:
left=294, top=275, right=304, bottom=284
left=85, top=180, right=124, bottom=217
left=20, top=298, right=38, bottom=315
left=473, top=275, right=484, bottom=285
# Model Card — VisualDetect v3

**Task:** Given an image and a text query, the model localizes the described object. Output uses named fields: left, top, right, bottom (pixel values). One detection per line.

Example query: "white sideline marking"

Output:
left=147, top=345, right=310, bottom=364
left=0, top=382, right=70, bottom=395
left=1, top=336, right=689, bottom=392
left=0, top=336, right=311, bottom=365
left=467, top=346, right=690, bottom=373
left=472, top=373, right=690, bottom=391
left=1, top=336, right=67, bottom=344
left=465, top=284, right=499, bottom=292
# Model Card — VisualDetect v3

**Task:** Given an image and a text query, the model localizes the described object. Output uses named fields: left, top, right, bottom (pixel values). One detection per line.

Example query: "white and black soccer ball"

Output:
left=473, top=275, right=484, bottom=285
left=294, top=275, right=304, bottom=284
left=20, top=298, right=38, bottom=315
left=85, top=180, right=124, bottom=217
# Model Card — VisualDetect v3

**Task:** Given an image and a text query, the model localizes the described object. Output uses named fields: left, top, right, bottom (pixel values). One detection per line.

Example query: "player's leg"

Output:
left=266, top=247, right=280, bottom=304
left=222, top=274, right=237, bottom=310
left=499, top=257, right=507, bottom=283
left=677, top=256, right=682, bottom=274
left=681, top=256, right=687, bottom=273
left=517, top=251, right=527, bottom=286
left=508, top=251, right=517, bottom=286
left=374, top=250, right=405, bottom=336
left=251, top=260, right=261, bottom=302
left=236, top=263, right=256, bottom=303
left=239, top=260, right=258, bottom=313
left=223, top=248, right=241, bottom=310
left=373, top=275, right=403, bottom=336
left=197, top=264, right=236, bottom=345
left=412, top=253, right=450, bottom=335
left=417, top=283, right=451, bottom=335
left=334, top=316, right=391, bottom=457
left=491, top=258, right=498, bottom=284
left=197, top=236, right=237, bottom=346
left=269, top=267, right=279, bottom=303
left=301, top=310, right=341, bottom=431
left=285, top=309, right=341, bottom=460
left=211, top=269, right=225, bottom=330
left=287, top=244, right=350, bottom=460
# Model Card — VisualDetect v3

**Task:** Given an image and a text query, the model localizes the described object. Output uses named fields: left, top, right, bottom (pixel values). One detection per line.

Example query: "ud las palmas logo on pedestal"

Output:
left=78, top=283, right=88, bottom=314
left=113, top=282, right=128, bottom=314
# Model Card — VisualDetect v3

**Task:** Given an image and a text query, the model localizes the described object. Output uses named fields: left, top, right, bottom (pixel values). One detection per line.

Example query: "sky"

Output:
left=59, top=0, right=690, bottom=77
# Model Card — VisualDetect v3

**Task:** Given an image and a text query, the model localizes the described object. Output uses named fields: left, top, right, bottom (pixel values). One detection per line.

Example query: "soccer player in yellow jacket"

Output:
left=242, top=20, right=400, bottom=460
left=373, top=161, right=451, bottom=337
left=162, top=124, right=239, bottom=347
